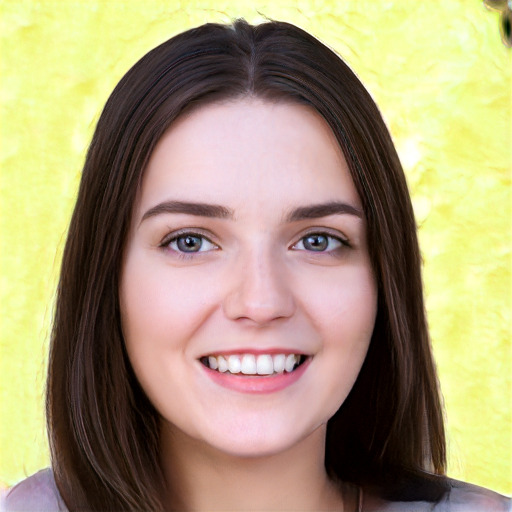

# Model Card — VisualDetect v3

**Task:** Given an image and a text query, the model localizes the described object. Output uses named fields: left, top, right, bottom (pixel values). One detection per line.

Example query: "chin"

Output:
left=210, top=437, right=294, bottom=459
left=193, top=416, right=327, bottom=460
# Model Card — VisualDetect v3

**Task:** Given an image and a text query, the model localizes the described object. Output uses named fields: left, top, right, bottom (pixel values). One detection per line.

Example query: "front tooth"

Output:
left=241, top=354, right=257, bottom=375
left=284, top=354, right=297, bottom=372
left=227, top=355, right=242, bottom=374
left=217, top=355, right=228, bottom=372
left=272, top=354, right=286, bottom=373
left=208, top=356, right=218, bottom=370
left=256, top=354, right=274, bottom=375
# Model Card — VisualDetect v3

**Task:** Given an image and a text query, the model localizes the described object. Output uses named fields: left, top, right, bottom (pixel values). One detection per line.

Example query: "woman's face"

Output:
left=120, top=98, right=377, bottom=457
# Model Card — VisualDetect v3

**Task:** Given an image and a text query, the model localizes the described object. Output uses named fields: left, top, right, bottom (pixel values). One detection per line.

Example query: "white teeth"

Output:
left=204, top=353, right=303, bottom=375
left=227, top=355, right=242, bottom=374
left=285, top=354, right=297, bottom=373
left=273, top=354, right=286, bottom=373
left=241, top=354, right=257, bottom=375
left=217, top=355, right=228, bottom=373
left=256, top=354, right=274, bottom=375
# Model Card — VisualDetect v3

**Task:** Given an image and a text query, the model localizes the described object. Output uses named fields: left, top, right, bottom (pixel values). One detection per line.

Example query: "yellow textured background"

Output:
left=1, top=0, right=510, bottom=496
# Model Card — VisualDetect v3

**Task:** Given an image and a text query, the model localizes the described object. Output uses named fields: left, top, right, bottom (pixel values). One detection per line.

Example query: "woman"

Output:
left=3, top=19, right=510, bottom=511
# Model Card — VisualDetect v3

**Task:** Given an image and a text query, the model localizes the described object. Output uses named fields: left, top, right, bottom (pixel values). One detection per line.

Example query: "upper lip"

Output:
left=199, top=348, right=310, bottom=358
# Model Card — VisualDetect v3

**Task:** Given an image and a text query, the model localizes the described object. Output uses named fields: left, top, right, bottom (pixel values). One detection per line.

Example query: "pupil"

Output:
left=305, top=235, right=328, bottom=251
left=177, top=235, right=202, bottom=252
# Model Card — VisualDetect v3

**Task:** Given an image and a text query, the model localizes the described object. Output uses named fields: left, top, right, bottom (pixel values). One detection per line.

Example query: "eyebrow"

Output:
left=140, top=199, right=364, bottom=225
left=140, top=200, right=234, bottom=223
left=285, top=201, right=364, bottom=222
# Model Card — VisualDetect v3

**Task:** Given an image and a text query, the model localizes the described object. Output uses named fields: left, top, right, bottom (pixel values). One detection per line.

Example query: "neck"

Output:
left=160, top=423, right=348, bottom=511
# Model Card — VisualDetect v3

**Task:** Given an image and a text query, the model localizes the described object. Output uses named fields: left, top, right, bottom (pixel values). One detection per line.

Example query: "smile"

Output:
left=200, top=353, right=307, bottom=376
left=199, top=352, right=311, bottom=394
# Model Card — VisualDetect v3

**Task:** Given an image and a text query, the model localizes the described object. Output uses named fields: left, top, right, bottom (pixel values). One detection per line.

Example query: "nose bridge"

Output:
left=223, top=242, right=295, bottom=325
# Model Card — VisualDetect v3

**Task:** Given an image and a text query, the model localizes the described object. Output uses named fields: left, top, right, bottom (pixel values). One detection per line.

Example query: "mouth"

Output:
left=199, top=353, right=308, bottom=376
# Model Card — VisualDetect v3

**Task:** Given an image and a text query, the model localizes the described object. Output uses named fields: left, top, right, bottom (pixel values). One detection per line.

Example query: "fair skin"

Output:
left=120, top=98, right=377, bottom=511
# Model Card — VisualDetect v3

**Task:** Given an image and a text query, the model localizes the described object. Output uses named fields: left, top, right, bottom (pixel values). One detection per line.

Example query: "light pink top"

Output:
left=2, top=468, right=511, bottom=511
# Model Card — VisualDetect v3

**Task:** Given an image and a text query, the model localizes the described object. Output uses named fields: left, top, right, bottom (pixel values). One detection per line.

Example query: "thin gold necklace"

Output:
left=356, top=485, right=363, bottom=512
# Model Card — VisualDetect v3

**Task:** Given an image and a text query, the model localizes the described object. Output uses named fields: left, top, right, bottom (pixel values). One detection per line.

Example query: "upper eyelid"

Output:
left=160, top=228, right=218, bottom=246
left=158, top=227, right=350, bottom=247
left=293, top=228, right=349, bottom=244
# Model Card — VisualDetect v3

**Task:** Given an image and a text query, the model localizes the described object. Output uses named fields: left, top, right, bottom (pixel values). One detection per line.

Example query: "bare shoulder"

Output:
left=444, top=479, right=511, bottom=512
left=1, top=469, right=67, bottom=512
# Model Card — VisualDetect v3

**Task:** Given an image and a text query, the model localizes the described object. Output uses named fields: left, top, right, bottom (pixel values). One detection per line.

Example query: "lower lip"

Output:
left=201, top=358, right=311, bottom=394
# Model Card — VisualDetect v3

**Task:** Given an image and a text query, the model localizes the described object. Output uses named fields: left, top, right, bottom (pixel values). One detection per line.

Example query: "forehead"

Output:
left=136, top=98, right=361, bottom=217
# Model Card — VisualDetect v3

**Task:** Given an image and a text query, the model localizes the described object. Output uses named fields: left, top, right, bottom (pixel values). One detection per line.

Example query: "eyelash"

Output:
left=291, top=231, right=350, bottom=256
left=159, top=229, right=219, bottom=260
left=159, top=230, right=350, bottom=259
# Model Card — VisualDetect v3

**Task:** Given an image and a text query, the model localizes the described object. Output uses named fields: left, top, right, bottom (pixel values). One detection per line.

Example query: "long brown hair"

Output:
left=47, top=19, right=447, bottom=510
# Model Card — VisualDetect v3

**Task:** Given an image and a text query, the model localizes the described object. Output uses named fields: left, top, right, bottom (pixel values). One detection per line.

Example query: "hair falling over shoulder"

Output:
left=46, top=19, right=447, bottom=511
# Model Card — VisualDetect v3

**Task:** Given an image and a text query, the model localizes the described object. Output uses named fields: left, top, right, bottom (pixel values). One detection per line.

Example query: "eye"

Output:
left=164, top=233, right=218, bottom=254
left=292, top=233, right=346, bottom=252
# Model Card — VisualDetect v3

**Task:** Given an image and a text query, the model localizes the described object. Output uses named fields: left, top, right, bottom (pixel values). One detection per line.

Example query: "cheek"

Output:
left=301, top=264, right=377, bottom=410
left=118, top=253, right=217, bottom=423
left=303, top=262, right=377, bottom=341
left=119, top=253, right=220, bottom=352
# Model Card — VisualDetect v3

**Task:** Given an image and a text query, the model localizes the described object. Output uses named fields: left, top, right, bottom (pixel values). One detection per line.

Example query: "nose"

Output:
left=222, top=249, right=296, bottom=326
